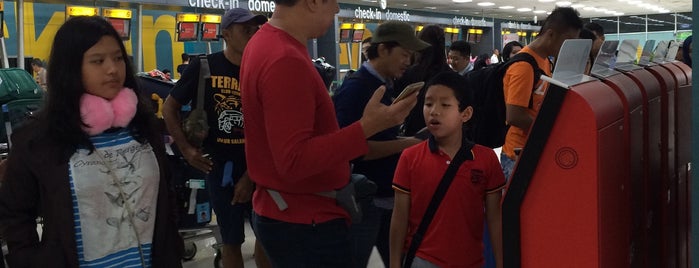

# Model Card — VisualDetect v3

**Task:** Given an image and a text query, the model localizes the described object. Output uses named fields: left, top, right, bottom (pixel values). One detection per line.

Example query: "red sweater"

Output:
left=241, top=24, right=369, bottom=224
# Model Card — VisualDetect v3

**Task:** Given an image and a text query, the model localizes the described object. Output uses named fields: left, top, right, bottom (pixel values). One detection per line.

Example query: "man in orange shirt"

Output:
left=500, top=7, right=582, bottom=180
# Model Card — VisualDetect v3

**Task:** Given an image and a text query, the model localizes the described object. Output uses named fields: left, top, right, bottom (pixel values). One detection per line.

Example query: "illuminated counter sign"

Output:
left=201, top=14, right=222, bottom=41
left=67, top=6, right=99, bottom=17
left=103, top=8, right=133, bottom=40
left=177, top=13, right=200, bottom=42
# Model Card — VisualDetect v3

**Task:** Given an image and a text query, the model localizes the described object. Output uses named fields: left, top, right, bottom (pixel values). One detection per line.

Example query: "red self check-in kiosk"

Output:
left=503, top=77, right=629, bottom=268
left=593, top=39, right=645, bottom=267
left=657, top=43, right=692, bottom=268
left=503, top=40, right=631, bottom=268
left=669, top=60, right=691, bottom=268
left=644, top=55, right=678, bottom=268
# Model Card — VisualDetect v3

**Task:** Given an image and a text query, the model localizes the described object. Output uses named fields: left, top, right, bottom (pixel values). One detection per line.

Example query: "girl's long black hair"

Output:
left=38, top=16, right=159, bottom=154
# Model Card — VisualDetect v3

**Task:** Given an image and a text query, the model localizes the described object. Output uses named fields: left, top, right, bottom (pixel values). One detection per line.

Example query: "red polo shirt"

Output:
left=393, top=138, right=505, bottom=267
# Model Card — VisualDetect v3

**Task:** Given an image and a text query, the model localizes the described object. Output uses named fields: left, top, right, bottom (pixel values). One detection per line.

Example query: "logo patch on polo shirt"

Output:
left=471, top=169, right=485, bottom=185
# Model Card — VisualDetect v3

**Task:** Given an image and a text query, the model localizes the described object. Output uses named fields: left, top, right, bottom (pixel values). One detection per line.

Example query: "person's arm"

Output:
left=258, top=57, right=416, bottom=182
left=162, top=58, right=213, bottom=173
left=162, top=96, right=213, bottom=173
left=390, top=190, right=410, bottom=268
left=485, top=191, right=503, bottom=268
left=0, top=148, right=41, bottom=266
left=231, top=171, right=253, bottom=204
left=504, top=61, right=537, bottom=132
left=364, top=138, right=421, bottom=161
left=334, top=79, right=420, bottom=161
left=505, top=104, right=534, bottom=132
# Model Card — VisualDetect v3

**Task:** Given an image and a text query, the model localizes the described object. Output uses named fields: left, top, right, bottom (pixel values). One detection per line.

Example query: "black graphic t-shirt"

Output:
left=170, top=52, right=244, bottom=161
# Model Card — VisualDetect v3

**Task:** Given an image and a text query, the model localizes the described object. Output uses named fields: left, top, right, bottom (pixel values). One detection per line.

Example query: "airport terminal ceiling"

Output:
left=339, top=0, right=692, bottom=21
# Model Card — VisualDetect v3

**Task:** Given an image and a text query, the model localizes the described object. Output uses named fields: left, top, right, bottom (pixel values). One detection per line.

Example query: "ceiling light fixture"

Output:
left=556, top=1, right=572, bottom=6
left=453, top=0, right=473, bottom=3
left=571, top=3, right=585, bottom=8
left=477, top=2, right=496, bottom=6
left=534, top=9, right=547, bottom=13
left=499, top=5, right=515, bottom=9
left=517, top=7, right=532, bottom=11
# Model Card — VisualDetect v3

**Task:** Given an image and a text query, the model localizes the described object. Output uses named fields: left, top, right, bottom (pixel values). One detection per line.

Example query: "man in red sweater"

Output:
left=240, top=0, right=418, bottom=266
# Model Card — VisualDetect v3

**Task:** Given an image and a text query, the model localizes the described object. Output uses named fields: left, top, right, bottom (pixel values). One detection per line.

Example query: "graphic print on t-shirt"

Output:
left=210, top=75, right=244, bottom=145
left=69, top=130, right=159, bottom=266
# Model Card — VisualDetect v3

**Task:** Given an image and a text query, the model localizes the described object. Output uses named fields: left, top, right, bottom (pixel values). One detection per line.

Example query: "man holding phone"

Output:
left=332, top=21, right=430, bottom=268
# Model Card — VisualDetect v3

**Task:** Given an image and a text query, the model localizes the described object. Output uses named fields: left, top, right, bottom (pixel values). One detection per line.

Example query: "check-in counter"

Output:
left=643, top=64, right=678, bottom=268
left=618, top=68, right=663, bottom=267
left=503, top=78, right=629, bottom=268
left=660, top=61, right=691, bottom=268
left=597, top=72, right=644, bottom=267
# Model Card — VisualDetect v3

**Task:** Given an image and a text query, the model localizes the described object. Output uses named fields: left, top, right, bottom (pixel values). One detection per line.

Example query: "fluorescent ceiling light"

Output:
left=477, top=2, right=496, bottom=6
left=425, top=6, right=437, bottom=9
left=499, top=5, right=515, bottom=9
left=556, top=1, right=572, bottom=6
left=533, top=9, right=547, bottom=13
left=517, top=7, right=532, bottom=11
left=582, top=6, right=595, bottom=10
left=453, top=0, right=473, bottom=2
left=539, top=0, right=556, bottom=2
left=571, top=4, right=585, bottom=8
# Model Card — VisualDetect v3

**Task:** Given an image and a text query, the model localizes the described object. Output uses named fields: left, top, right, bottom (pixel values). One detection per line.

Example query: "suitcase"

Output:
left=168, top=155, right=212, bottom=228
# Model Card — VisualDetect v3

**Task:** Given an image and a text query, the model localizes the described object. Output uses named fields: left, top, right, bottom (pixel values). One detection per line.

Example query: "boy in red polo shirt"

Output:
left=390, top=71, right=505, bottom=268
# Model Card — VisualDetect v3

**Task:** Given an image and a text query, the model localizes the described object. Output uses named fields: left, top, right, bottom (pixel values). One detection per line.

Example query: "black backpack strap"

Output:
left=402, top=140, right=475, bottom=268
left=503, top=53, right=545, bottom=109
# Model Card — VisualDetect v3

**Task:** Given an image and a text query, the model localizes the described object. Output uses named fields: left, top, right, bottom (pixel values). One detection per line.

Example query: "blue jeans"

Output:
left=500, top=153, right=516, bottom=183
left=252, top=213, right=351, bottom=268
left=349, top=201, right=392, bottom=268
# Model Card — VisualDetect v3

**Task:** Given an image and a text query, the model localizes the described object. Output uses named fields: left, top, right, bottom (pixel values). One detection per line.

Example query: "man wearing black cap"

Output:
left=333, top=21, right=429, bottom=268
left=163, top=7, right=269, bottom=268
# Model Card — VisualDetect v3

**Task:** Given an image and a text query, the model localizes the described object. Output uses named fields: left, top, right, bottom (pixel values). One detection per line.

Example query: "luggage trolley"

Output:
left=137, top=73, right=224, bottom=266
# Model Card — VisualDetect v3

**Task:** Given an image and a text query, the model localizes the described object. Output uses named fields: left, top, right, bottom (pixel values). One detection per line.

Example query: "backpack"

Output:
left=464, top=52, right=543, bottom=148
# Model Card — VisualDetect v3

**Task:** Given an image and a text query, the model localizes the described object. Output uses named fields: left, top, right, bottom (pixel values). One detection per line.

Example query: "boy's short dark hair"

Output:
left=426, top=71, right=472, bottom=112
left=540, top=7, right=583, bottom=34
left=449, top=40, right=472, bottom=57
left=181, top=53, right=189, bottom=62
left=584, top=22, right=605, bottom=37
left=366, top=41, right=400, bottom=60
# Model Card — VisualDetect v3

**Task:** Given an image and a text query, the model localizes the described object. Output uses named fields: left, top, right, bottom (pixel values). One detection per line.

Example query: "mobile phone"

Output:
left=392, top=81, right=425, bottom=104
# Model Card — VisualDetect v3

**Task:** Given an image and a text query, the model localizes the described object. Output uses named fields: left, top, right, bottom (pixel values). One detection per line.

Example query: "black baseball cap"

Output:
left=221, top=8, right=267, bottom=30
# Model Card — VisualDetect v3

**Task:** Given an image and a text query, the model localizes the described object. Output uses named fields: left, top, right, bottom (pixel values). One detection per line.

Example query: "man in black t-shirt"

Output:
left=163, top=8, right=269, bottom=268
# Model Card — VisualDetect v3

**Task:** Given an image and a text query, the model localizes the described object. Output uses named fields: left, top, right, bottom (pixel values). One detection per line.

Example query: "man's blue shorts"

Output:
left=207, top=159, right=252, bottom=245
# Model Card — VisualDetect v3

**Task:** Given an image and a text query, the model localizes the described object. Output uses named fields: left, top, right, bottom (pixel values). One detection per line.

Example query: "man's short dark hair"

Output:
left=362, top=37, right=372, bottom=44
left=449, top=40, right=472, bottom=58
left=426, top=71, right=472, bottom=112
left=584, top=22, right=605, bottom=37
left=579, top=28, right=596, bottom=41
left=366, top=41, right=400, bottom=60
left=31, top=58, right=44, bottom=67
left=540, top=7, right=583, bottom=34
left=181, top=53, right=189, bottom=62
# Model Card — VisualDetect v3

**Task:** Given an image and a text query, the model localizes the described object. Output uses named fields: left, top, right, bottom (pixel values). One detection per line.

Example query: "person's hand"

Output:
left=360, top=86, right=418, bottom=138
left=181, top=145, right=213, bottom=174
left=231, top=173, right=254, bottom=205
